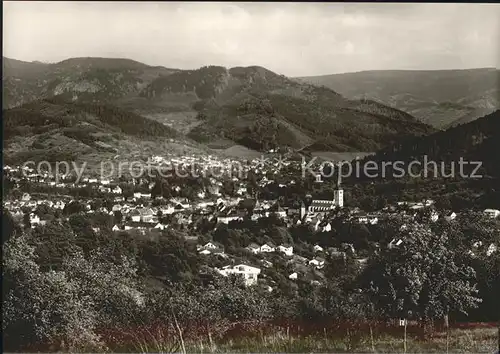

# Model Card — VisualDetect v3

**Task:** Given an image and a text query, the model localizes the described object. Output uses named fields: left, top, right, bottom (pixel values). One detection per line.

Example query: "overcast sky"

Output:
left=3, top=2, right=500, bottom=76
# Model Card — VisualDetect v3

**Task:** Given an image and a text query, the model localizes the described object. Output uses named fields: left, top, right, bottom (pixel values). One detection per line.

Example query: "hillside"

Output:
left=2, top=97, right=209, bottom=169
left=3, top=57, right=436, bottom=155
left=2, top=56, right=179, bottom=109
left=140, top=65, right=434, bottom=152
left=297, top=69, right=500, bottom=129
left=339, top=110, right=500, bottom=209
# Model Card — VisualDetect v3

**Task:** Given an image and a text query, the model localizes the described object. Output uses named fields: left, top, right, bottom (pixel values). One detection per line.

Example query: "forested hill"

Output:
left=2, top=97, right=185, bottom=166
left=3, top=56, right=179, bottom=109
left=375, top=109, right=500, bottom=178
left=335, top=110, right=500, bottom=210
left=3, top=57, right=435, bottom=154
left=148, top=65, right=434, bottom=152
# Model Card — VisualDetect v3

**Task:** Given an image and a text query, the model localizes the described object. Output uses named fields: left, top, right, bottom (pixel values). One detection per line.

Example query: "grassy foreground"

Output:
left=99, top=325, right=498, bottom=353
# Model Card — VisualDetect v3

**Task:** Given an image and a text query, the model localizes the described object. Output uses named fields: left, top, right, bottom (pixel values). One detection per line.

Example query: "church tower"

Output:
left=300, top=202, right=306, bottom=219
left=334, top=189, right=344, bottom=208
left=334, top=180, right=344, bottom=208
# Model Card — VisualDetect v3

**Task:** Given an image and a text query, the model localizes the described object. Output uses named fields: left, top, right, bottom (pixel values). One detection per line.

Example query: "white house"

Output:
left=99, top=186, right=111, bottom=193
left=388, top=238, right=403, bottom=249
left=444, top=212, right=457, bottom=221
left=130, top=210, right=141, bottom=222
left=486, top=243, right=497, bottom=257
left=135, top=208, right=154, bottom=223
left=289, top=272, right=298, bottom=280
left=236, top=186, right=247, bottom=196
left=277, top=244, right=294, bottom=256
left=112, top=204, right=122, bottom=212
left=246, top=243, right=261, bottom=254
left=308, top=257, right=325, bottom=269
left=357, top=215, right=369, bottom=224
left=197, top=242, right=219, bottom=251
left=154, top=223, right=167, bottom=230
left=313, top=245, right=324, bottom=253
left=217, top=215, right=241, bottom=224
left=217, top=264, right=261, bottom=286
left=112, top=186, right=122, bottom=194
left=322, top=223, right=332, bottom=231
left=197, top=242, right=224, bottom=255
left=160, top=204, right=175, bottom=215
left=29, top=213, right=40, bottom=226
left=54, top=201, right=66, bottom=210
left=424, top=199, right=435, bottom=206
left=260, top=243, right=275, bottom=253
left=367, top=215, right=379, bottom=225
left=484, top=209, right=500, bottom=219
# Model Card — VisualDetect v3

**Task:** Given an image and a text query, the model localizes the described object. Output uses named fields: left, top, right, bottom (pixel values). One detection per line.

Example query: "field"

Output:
left=25, top=321, right=496, bottom=353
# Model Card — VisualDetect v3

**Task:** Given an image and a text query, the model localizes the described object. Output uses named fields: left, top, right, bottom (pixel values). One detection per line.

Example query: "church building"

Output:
left=300, top=187, right=344, bottom=219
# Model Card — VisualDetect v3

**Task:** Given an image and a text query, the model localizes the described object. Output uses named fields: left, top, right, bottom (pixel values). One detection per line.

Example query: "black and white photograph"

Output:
left=2, top=1, right=500, bottom=352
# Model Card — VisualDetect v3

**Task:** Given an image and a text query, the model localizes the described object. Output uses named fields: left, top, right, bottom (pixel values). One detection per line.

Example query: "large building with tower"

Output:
left=300, top=186, right=344, bottom=218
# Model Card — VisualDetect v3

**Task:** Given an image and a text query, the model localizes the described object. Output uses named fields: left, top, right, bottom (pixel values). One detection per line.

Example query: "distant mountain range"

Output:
left=297, top=68, right=499, bottom=129
left=139, top=65, right=432, bottom=152
left=3, top=56, right=499, bottom=165
left=2, top=57, right=434, bottom=157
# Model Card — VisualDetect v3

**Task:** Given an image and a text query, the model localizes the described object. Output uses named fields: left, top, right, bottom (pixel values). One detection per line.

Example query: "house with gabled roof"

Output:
left=112, top=186, right=122, bottom=194
left=277, top=244, right=294, bottom=256
left=217, top=208, right=243, bottom=224
left=484, top=209, right=500, bottom=219
left=313, top=244, right=324, bottom=253
left=444, top=211, right=457, bottom=221
left=309, top=257, right=325, bottom=269
left=246, top=243, right=261, bottom=254
left=267, top=203, right=287, bottom=218
left=197, top=241, right=225, bottom=255
left=260, top=243, right=276, bottom=253
left=139, top=208, right=155, bottom=223
left=154, top=222, right=167, bottom=230
left=217, top=264, right=261, bottom=286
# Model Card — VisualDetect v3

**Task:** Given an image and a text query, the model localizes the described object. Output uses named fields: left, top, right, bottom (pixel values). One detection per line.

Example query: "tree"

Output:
left=30, top=222, right=79, bottom=271
left=23, top=212, right=31, bottom=230
left=2, top=208, right=21, bottom=245
left=360, top=223, right=481, bottom=333
left=69, top=214, right=98, bottom=254
left=35, top=204, right=52, bottom=217
left=114, top=210, right=123, bottom=224
left=63, top=201, right=85, bottom=215
left=3, top=235, right=101, bottom=351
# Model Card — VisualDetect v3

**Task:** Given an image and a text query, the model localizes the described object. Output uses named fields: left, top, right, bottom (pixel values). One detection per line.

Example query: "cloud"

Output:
left=3, top=2, right=499, bottom=76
